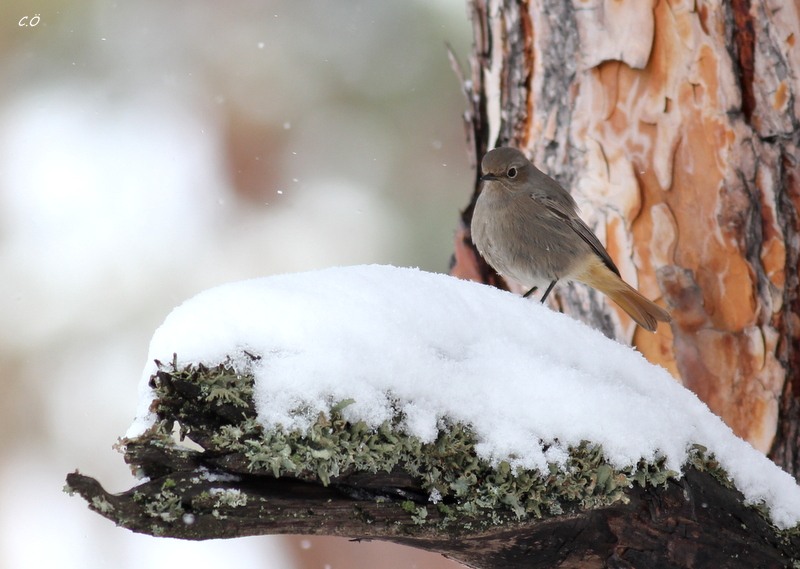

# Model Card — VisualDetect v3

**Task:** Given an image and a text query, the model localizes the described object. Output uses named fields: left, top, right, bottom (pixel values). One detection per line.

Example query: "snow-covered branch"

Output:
left=67, top=266, right=800, bottom=568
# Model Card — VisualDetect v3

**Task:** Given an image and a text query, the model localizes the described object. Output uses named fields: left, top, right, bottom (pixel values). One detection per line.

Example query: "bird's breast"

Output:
left=471, top=191, right=587, bottom=288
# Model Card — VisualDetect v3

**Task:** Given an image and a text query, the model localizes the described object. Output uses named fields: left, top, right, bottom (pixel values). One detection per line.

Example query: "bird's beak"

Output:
left=480, top=173, right=498, bottom=181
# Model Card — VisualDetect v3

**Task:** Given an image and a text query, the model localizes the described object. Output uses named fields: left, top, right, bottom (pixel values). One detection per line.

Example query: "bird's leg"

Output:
left=540, top=279, right=558, bottom=303
left=523, top=286, right=538, bottom=299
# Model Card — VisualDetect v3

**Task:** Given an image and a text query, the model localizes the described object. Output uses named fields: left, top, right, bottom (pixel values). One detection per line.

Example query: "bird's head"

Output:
left=480, top=147, right=532, bottom=189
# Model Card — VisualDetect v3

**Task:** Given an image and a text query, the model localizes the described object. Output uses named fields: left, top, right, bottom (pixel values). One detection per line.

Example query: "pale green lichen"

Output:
left=202, top=367, right=252, bottom=408
left=135, top=479, right=185, bottom=523
left=91, top=496, right=115, bottom=514
left=209, top=488, right=248, bottom=508
left=130, top=360, right=757, bottom=530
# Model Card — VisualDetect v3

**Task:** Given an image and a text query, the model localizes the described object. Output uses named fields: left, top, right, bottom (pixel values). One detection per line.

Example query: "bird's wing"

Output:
left=531, top=186, right=622, bottom=278
left=566, top=215, right=621, bottom=277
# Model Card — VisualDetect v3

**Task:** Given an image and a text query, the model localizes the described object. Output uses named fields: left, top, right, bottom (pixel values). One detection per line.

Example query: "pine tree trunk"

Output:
left=452, top=0, right=800, bottom=477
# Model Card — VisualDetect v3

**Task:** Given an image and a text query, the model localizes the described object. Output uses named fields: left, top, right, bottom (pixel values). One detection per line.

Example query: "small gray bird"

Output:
left=471, top=147, right=671, bottom=332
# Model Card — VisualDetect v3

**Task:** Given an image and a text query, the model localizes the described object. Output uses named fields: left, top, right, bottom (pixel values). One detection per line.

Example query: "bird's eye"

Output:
left=507, top=167, right=517, bottom=178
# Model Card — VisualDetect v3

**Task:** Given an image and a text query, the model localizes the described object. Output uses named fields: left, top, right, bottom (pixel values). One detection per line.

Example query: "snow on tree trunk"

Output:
left=451, top=0, right=800, bottom=476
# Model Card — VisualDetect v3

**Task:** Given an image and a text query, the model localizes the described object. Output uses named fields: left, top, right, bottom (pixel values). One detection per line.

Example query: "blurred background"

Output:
left=0, top=1, right=473, bottom=567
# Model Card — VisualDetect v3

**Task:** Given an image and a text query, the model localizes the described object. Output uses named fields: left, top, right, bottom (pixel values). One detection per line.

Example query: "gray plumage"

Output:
left=471, top=147, right=671, bottom=332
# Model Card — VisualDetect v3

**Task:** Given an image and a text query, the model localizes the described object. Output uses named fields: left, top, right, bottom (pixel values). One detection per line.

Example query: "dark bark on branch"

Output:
left=66, top=467, right=798, bottom=568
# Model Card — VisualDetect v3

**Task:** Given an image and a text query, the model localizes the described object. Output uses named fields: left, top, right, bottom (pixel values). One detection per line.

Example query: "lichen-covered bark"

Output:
left=66, top=362, right=800, bottom=568
left=453, top=0, right=800, bottom=475
left=65, top=468, right=800, bottom=568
